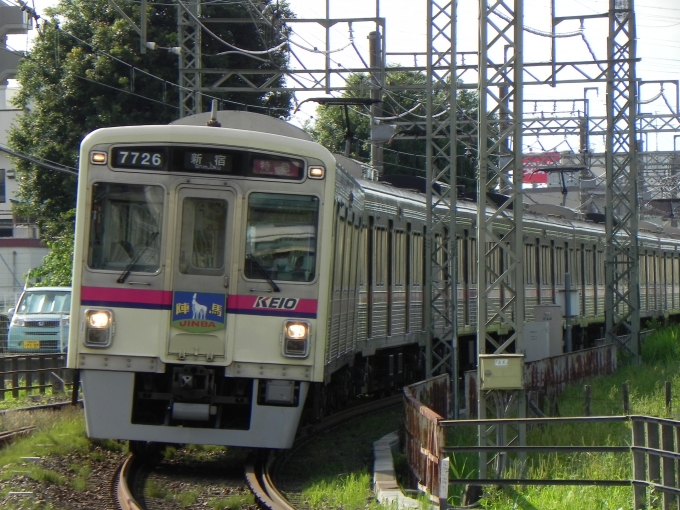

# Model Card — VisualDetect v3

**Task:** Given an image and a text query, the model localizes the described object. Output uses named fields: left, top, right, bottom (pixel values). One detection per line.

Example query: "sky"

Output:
left=5, top=0, right=680, bottom=152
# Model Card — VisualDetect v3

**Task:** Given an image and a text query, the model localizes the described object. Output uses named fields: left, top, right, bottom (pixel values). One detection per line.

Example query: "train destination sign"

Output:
left=111, top=145, right=305, bottom=180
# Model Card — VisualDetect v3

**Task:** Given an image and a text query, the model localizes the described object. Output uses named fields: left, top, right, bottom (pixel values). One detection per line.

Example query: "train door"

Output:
left=167, top=186, right=235, bottom=363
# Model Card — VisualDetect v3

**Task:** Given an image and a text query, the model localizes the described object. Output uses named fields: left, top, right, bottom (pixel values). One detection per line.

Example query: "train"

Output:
left=68, top=109, right=680, bottom=450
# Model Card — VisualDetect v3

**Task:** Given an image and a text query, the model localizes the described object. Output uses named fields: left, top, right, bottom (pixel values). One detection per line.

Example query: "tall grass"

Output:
left=446, top=325, right=680, bottom=509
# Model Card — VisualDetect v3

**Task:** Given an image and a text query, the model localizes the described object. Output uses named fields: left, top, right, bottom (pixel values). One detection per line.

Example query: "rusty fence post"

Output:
left=649, top=421, right=661, bottom=484
left=662, top=422, right=675, bottom=510
left=584, top=385, right=591, bottom=417
left=632, top=418, right=647, bottom=509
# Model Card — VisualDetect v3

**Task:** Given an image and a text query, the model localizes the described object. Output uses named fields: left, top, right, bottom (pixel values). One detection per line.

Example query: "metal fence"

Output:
left=0, top=354, right=71, bottom=399
left=405, top=377, right=680, bottom=509
left=464, top=343, right=618, bottom=418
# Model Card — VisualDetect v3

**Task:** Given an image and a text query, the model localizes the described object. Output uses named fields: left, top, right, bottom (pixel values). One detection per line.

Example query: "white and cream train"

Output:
left=68, top=110, right=680, bottom=450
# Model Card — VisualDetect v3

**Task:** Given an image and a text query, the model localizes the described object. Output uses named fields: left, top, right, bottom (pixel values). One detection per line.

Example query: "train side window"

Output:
left=179, top=198, right=227, bottom=275
left=88, top=183, right=164, bottom=272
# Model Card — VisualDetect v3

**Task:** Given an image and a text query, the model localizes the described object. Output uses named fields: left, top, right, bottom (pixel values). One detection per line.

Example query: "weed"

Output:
left=146, top=479, right=170, bottom=499
left=210, top=493, right=255, bottom=509
left=177, top=490, right=199, bottom=506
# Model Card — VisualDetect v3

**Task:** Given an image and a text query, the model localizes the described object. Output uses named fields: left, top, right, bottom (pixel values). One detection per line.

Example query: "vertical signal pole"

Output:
left=605, top=0, right=640, bottom=362
left=477, top=0, right=526, bottom=477
left=178, top=0, right=202, bottom=117
left=425, top=0, right=458, bottom=418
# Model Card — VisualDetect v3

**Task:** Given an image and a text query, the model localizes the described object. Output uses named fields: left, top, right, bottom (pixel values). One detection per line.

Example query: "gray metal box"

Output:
left=533, top=304, right=564, bottom=357
left=523, top=321, right=550, bottom=362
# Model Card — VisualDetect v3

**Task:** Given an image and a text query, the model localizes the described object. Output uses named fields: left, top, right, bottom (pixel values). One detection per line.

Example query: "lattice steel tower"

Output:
left=178, top=0, right=202, bottom=117
left=605, top=0, right=640, bottom=361
left=477, top=0, right=526, bottom=477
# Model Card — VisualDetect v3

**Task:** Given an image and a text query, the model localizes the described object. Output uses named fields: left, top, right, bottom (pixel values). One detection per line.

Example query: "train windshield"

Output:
left=245, top=193, right=319, bottom=283
left=88, top=183, right=164, bottom=273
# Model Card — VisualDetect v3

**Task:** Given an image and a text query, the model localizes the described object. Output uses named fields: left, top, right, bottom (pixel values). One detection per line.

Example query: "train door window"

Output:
left=524, top=244, right=534, bottom=285
left=361, top=224, right=369, bottom=287
left=374, top=226, right=387, bottom=286
left=585, top=249, right=594, bottom=285
left=179, top=198, right=227, bottom=275
left=244, top=193, right=319, bottom=282
left=487, top=243, right=499, bottom=284
left=333, top=211, right=346, bottom=290
left=470, top=238, right=477, bottom=284
left=411, top=232, right=423, bottom=287
left=640, top=252, right=647, bottom=285
left=88, top=183, right=164, bottom=272
left=350, top=220, right=360, bottom=291
left=540, top=245, right=551, bottom=285
left=555, top=246, right=564, bottom=285
left=596, top=250, right=604, bottom=285
left=457, top=237, right=464, bottom=284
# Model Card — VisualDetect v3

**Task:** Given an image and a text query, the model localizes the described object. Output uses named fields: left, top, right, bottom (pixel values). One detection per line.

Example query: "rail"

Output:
left=0, top=354, right=71, bottom=400
left=405, top=377, right=680, bottom=510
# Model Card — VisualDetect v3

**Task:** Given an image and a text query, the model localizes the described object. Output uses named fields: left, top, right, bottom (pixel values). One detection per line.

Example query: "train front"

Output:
left=68, top=115, right=334, bottom=449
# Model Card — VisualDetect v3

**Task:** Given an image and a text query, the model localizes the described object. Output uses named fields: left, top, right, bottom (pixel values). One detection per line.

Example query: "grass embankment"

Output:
left=448, top=324, right=680, bottom=509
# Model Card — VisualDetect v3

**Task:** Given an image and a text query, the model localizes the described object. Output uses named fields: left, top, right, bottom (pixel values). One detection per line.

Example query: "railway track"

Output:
left=116, top=394, right=403, bottom=510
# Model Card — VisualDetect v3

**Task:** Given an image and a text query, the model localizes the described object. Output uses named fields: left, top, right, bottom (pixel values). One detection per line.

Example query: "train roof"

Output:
left=170, top=111, right=313, bottom=141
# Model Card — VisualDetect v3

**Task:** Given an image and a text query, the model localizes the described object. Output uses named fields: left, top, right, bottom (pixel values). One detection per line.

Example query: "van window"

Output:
left=18, top=291, right=71, bottom=314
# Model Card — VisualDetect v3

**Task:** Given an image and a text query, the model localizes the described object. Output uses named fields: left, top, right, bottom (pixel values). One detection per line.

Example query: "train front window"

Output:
left=245, top=193, right=319, bottom=282
left=88, top=183, right=164, bottom=272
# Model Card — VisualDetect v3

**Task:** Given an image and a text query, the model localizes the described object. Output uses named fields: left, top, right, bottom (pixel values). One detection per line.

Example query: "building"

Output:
left=0, top=2, right=47, bottom=309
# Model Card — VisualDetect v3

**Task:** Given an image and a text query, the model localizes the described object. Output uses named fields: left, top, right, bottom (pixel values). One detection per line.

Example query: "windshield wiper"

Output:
left=117, top=232, right=159, bottom=284
left=246, top=253, right=280, bottom=292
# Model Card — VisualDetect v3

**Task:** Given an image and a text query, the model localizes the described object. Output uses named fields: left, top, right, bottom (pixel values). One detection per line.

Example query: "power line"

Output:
left=0, top=144, right=78, bottom=176
left=14, top=0, right=294, bottom=115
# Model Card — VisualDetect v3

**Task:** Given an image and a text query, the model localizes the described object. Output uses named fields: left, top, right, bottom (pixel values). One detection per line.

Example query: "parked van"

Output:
left=7, top=287, right=71, bottom=353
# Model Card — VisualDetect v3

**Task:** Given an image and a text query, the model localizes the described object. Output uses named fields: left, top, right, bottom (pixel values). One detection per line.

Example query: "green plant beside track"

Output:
left=446, top=324, right=680, bottom=509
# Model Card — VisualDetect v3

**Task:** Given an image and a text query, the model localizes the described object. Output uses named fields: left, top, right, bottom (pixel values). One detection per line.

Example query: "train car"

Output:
left=69, top=109, right=680, bottom=451
left=68, top=110, right=429, bottom=449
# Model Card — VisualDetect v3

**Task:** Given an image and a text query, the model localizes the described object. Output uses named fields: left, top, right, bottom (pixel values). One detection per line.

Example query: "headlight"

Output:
left=11, top=316, right=24, bottom=327
left=84, top=309, right=114, bottom=348
left=282, top=320, right=310, bottom=358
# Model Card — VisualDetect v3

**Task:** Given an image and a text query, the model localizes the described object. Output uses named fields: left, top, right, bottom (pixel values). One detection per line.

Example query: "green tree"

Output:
left=304, top=69, right=478, bottom=190
left=8, top=0, right=294, bottom=285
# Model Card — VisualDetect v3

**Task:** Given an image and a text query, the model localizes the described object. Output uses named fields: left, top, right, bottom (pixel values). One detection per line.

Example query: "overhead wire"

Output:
left=14, top=0, right=294, bottom=114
